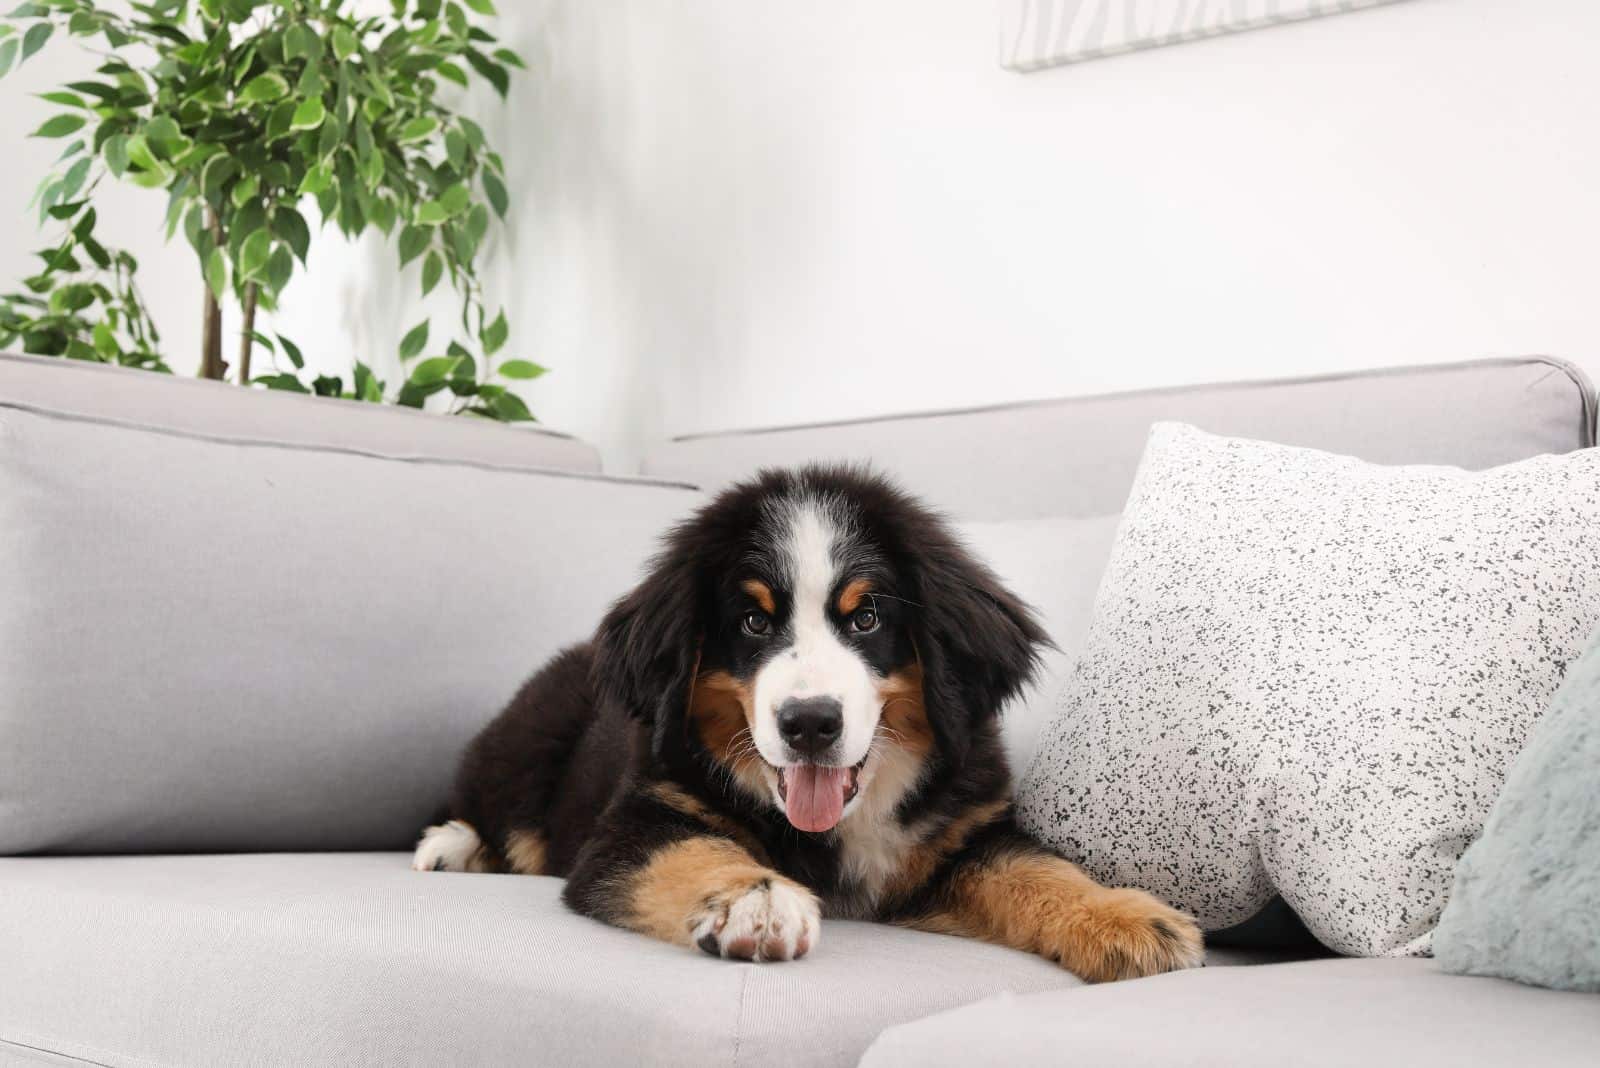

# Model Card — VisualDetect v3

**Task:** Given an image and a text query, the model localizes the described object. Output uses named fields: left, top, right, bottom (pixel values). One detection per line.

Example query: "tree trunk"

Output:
left=198, top=210, right=226, bottom=380
left=237, top=282, right=259, bottom=385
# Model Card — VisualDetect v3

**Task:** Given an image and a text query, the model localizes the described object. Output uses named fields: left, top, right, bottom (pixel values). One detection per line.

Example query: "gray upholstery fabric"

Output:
left=861, top=956, right=1600, bottom=1067
left=0, top=397, right=698, bottom=854
left=1435, top=622, right=1600, bottom=991
left=642, top=358, right=1597, bottom=520
left=953, top=515, right=1122, bottom=772
left=0, top=853, right=1095, bottom=1068
left=0, top=352, right=601, bottom=473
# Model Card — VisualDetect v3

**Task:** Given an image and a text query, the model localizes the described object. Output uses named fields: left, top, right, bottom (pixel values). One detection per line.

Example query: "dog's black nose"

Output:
left=776, top=697, right=843, bottom=757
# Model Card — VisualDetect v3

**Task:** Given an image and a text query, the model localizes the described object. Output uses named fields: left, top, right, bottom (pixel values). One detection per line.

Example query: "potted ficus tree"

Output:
left=0, top=0, right=543, bottom=422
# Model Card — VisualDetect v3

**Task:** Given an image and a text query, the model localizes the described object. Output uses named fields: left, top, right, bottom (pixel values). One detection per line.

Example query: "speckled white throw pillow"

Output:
left=1016, top=423, right=1600, bottom=957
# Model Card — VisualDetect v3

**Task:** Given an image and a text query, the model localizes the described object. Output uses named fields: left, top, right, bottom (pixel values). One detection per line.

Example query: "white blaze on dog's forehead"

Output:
left=749, top=493, right=882, bottom=776
left=780, top=498, right=842, bottom=664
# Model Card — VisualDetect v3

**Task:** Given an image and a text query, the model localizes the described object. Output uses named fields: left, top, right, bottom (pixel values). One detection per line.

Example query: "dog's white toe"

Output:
left=693, top=879, right=820, bottom=962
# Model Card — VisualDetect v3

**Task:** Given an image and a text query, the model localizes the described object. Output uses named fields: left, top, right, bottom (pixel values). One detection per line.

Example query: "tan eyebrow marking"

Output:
left=740, top=579, right=776, bottom=615
left=837, top=578, right=874, bottom=615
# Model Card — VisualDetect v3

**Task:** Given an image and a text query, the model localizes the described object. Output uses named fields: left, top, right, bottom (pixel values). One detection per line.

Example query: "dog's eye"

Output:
left=741, top=610, right=771, bottom=637
left=850, top=608, right=879, bottom=633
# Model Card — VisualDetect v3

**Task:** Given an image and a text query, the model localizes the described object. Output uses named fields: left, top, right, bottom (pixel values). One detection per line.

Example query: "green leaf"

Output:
left=395, top=116, right=439, bottom=144
left=231, top=173, right=259, bottom=209
left=398, top=319, right=430, bottom=360
left=482, top=309, right=508, bottom=355
left=277, top=333, right=305, bottom=369
left=497, top=359, right=546, bottom=380
left=274, top=207, right=311, bottom=265
left=462, top=0, right=498, bottom=14
left=435, top=61, right=467, bottom=89
left=359, top=144, right=384, bottom=188
left=415, top=200, right=449, bottom=226
left=291, top=96, right=326, bottom=131
left=21, top=21, right=51, bottom=61
left=60, top=157, right=91, bottom=201
left=92, top=322, right=117, bottom=359
left=445, top=128, right=467, bottom=170
left=37, top=90, right=84, bottom=108
left=239, top=228, right=272, bottom=280
left=144, top=115, right=185, bottom=153
left=266, top=99, right=297, bottom=140
left=31, top=114, right=86, bottom=139
left=332, top=25, right=360, bottom=61
left=284, top=23, right=323, bottom=63
left=409, top=355, right=462, bottom=385
left=103, top=134, right=130, bottom=176
left=493, top=48, right=526, bottom=70
left=482, top=169, right=508, bottom=218
left=487, top=390, right=534, bottom=422
left=255, top=373, right=310, bottom=393
left=297, top=160, right=332, bottom=195
left=397, top=224, right=430, bottom=266
left=421, top=249, right=443, bottom=295
left=124, top=134, right=160, bottom=172
left=465, top=49, right=509, bottom=97
left=439, top=182, right=471, bottom=216
left=239, top=72, right=289, bottom=103
left=354, top=361, right=383, bottom=402
left=265, top=243, right=294, bottom=294
left=204, top=247, right=228, bottom=300
left=0, top=39, right=18, bottom=79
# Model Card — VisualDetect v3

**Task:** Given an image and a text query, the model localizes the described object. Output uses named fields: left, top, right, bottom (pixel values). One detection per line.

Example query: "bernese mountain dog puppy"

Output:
left=413, top=465, right=1203, bottom=981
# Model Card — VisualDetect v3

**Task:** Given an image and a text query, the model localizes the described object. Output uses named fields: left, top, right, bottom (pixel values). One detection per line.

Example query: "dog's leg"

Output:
left=902, top=833, right=1204, bottom=982
left=563, top=787, right=820, bottom=962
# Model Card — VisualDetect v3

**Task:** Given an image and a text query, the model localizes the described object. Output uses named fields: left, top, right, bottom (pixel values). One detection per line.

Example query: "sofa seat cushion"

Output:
left=862, top=956, right=1600, bottom=1067
left=1, top=852, right=1088, bottom=1067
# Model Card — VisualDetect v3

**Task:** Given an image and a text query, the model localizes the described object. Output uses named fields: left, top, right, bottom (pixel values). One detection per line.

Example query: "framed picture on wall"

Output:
left=1001, top=0, right=1416, bottom=73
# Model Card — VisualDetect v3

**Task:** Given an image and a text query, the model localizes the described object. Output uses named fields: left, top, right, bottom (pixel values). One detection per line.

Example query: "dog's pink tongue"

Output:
left=784, top=765, right=849, bottom=833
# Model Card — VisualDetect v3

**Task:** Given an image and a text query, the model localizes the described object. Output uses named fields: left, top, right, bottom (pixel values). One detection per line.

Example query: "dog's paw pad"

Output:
left=692, top=879, right=820, bottom=962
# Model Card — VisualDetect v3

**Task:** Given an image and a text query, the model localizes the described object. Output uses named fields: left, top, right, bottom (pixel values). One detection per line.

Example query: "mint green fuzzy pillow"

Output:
left=1434, top=624, right=1600, bottom=991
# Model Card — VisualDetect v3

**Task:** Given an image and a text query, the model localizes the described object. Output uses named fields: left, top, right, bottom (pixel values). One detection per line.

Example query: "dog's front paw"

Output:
left=1068, top=887, right=1204, bottom=982
left=691, top=878, right=821, bottom=962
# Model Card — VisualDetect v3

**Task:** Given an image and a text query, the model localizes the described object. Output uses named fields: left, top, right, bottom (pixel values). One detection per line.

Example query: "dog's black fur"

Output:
left=420, top=465, right=1203, bottom=980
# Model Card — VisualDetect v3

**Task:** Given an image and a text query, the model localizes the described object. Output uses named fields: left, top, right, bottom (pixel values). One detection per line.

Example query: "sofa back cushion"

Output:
left=0, top=356, right=699, bottom=854
left=642, top=358, right=1595, bottom=521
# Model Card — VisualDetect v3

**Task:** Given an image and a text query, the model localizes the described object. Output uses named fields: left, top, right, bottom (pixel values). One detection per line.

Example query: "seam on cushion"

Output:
left=0, top=400, right=701, bottom=493
left=662, top=355, right=1590, bottom=445
left=731, top=966, right=749, bottom=1067
left=0, top=350, right=583, bottom=443
left=0, top=1032, right=132, bottom=1068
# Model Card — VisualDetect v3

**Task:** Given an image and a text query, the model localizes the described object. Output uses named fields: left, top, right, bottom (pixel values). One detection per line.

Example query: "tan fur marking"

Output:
left=689, top=670, right=770, bottom=801
left=627, top=837, right=801, bottom=945
left=878, top=665, right=934, bottom=759
left=646, top=781, right=766, bottom=856
left=905, top=853, right=1204, bottom=982
left=882, top=798, right=1011, bottom=904
left=837, top=578, right=874, bottom=615
left=504, top=829, right=547, bottom=875
left=740, top=579, right=776, bottom=615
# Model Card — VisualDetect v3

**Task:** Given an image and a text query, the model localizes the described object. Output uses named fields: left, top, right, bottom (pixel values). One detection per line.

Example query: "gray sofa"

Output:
left=1, top=353, right=1596, bottom=1067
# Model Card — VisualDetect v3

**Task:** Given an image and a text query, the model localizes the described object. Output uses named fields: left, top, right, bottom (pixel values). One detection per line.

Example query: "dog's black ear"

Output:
left=908, top=530, right=1049, bottom=768
left=592, top=539, right=701, bottom=760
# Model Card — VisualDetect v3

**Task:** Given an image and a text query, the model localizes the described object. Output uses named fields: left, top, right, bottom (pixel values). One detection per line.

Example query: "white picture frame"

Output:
left=1001, top=0, right=1416, bottom=72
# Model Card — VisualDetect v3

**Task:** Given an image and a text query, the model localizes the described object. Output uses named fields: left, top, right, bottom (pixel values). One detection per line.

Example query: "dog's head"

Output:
left=594, top=465, right=1046, bottom=833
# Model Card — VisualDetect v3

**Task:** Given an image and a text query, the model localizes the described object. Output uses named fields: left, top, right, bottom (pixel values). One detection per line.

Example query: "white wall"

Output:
left=4, top=0, right=1598, bottom=471
left=494, top=0, right=1600, bottom=468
